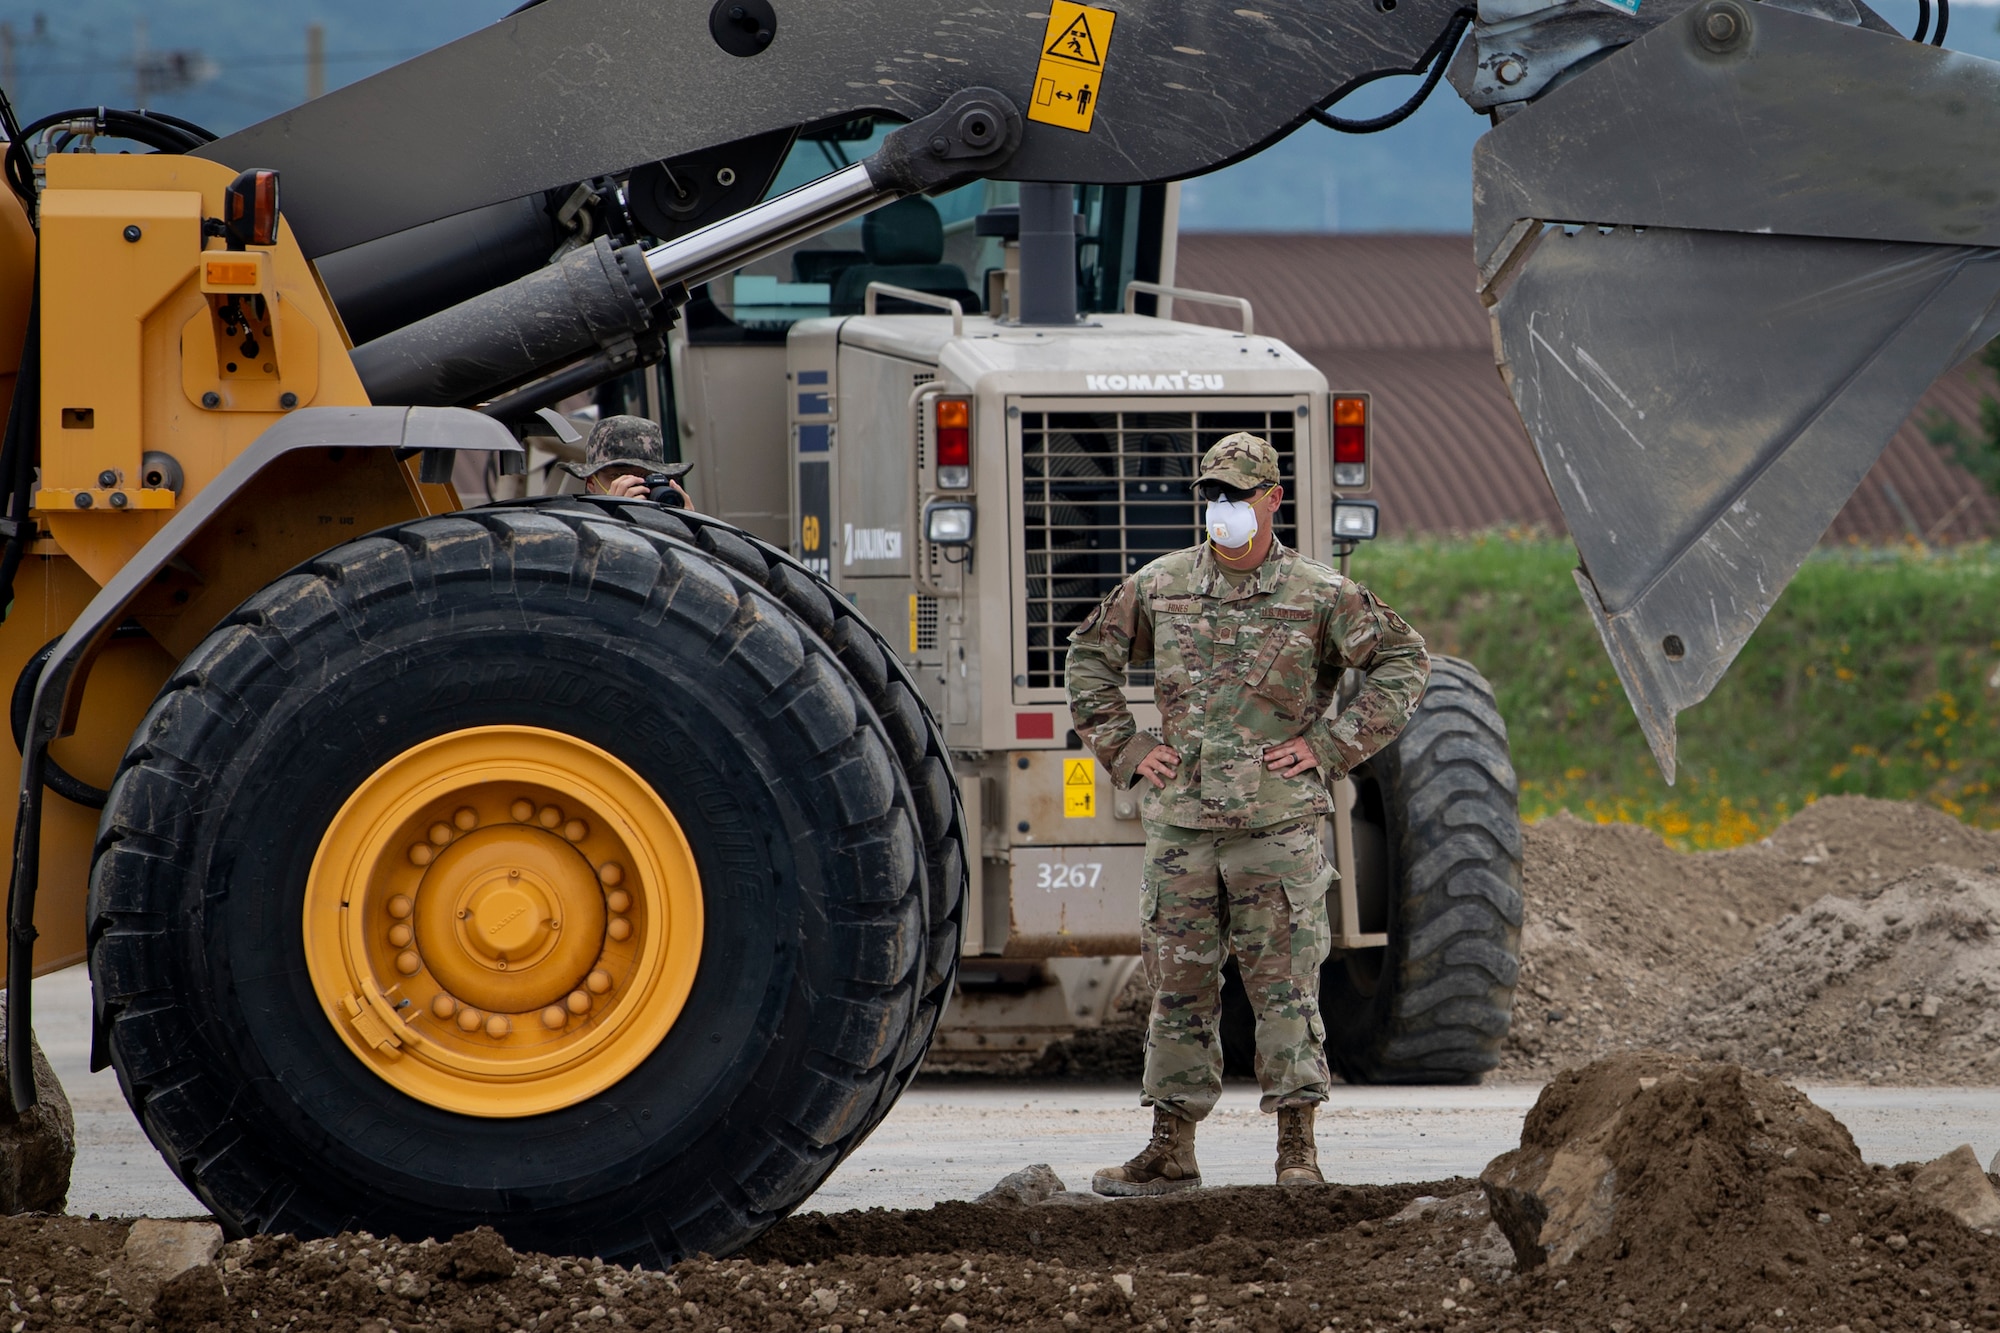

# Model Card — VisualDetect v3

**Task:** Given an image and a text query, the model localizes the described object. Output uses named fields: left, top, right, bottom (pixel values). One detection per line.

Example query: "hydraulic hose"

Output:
left=1312, top=7, right=1477, bottom=135
left=8, top=627, right=152, bottom=809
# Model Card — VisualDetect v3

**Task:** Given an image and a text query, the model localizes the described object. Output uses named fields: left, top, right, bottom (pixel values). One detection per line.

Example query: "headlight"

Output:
left=1333, top=499, right=1379, bottom=542
left=925, top=502, right=976, bottom=546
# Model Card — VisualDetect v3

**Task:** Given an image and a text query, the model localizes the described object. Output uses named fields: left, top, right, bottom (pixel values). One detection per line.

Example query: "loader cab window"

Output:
left=685, top=117, right=1162, bottom=344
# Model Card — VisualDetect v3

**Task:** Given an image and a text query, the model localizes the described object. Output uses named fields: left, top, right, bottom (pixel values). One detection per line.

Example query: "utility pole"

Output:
left=306, top=23, right=325, bottom=101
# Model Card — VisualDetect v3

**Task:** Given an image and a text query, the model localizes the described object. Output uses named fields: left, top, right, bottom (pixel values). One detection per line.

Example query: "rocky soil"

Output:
left=10, top=1054, right=2000, bottom=1333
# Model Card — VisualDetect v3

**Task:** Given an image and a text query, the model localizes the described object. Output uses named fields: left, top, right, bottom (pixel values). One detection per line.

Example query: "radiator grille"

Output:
left=913, top=593, right=940, bottom=654
left=1021, top=407, right=1298, bottom=690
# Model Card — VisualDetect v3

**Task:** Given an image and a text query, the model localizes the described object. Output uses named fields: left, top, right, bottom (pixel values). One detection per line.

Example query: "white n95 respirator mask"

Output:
left=1205, top=499, right=1259, bottom=549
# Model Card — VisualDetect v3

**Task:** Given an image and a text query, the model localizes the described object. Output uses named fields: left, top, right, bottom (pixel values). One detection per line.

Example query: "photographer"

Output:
left=558, top=415, right=693, bottom=507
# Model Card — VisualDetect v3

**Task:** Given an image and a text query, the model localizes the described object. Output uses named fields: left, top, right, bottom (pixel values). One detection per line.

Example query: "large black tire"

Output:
left=86, top=499, right=964, bottom=1264
left=1321, top=655, right=1522, bottom=1083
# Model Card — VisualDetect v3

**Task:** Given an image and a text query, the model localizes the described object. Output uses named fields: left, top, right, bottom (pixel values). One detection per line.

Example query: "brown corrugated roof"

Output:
left=1175, top=234, right=2000, bottom=543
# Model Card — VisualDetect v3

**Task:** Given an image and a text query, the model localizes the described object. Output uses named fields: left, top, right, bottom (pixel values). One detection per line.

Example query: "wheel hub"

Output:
left=413, top=821, right=609, bottom=1013
left=303, top=727, right=702, bottom=1117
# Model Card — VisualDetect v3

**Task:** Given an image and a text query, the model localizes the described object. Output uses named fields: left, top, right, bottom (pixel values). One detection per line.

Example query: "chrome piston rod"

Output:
left=643, top=162, right=883, bottom=294
left=353, top=89, right=1021, bottom=410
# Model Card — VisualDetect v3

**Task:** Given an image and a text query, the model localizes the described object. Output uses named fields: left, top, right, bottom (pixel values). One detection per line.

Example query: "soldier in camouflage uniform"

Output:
left=1065, top=432, right=1429, bottom=1194
left=558, top=415, right=693, bottom=504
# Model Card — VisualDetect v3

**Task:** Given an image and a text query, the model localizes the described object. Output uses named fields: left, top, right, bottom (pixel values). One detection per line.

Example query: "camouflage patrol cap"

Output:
left=556, top=415, right=691, bottom=480
left=1194, top=432, right=1280, bottom=491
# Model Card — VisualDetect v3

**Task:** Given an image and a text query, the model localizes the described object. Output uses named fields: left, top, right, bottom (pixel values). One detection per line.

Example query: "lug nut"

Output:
left=453, top=806, right=479, bottom=831
left=606, top=889, right=631, bottom=914
left=409, top=843, right=435, bottom=866
left=599, top=862, right=625, bottom=888
left=388, top=924, right=413, bottom=948
left=566, top=990, right=591, bottom=1015
left=484, top=1014, right=511, bottom=1039
left=541, top=1005, right=567, bottom=1029
left=395, top=950, right=422, bottom=976
left=431, top=994, right=458, bottom=1019
left=429, top=822, right=454, bottom=846
left=511, top=799, right=535, bottom=822
left=607, top=917, right=632, bottom=942
left=586, top=969, right=613, bottom=995
left=563, top=819, right=588, bottom=842
left=538, top=805, right=563, bottom=829
left=387, top=895, right=414, bottom=920
left=457, top=1006, right=484, bottom=1032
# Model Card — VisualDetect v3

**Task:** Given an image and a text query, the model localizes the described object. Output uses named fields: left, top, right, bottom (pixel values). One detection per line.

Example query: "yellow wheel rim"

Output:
left=303, top=726, right=703, bottom=1117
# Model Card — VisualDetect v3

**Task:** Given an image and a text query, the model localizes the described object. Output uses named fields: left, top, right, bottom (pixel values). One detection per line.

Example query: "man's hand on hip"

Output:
left=1135, top=744, right=1181, bottom=789
left=1262, top=737, right=1320, bottom=778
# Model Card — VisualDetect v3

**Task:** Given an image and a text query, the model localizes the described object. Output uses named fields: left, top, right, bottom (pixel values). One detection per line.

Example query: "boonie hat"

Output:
left=557, top=415, right=692, bottom=480
left=1194, top=432, right=1280, bottom=491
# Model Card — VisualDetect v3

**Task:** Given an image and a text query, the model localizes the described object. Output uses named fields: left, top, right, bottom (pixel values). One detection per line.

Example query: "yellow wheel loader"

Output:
left=0, top=0, right=1991, bottom=1265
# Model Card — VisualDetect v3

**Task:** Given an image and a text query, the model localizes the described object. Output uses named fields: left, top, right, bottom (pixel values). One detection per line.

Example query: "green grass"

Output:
left=1355, top=534, right=2000, bottom=848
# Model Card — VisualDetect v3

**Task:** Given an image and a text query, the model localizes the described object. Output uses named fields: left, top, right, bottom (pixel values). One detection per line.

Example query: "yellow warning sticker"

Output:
left=1063, top=757, right=1097, bottom=818
left=1029, top=1, right=1116, bottom=134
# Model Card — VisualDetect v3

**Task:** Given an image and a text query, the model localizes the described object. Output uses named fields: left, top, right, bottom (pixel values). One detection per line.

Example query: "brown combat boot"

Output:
left=1276, top=1104, right=1324, bottom=1185
left=1091, top=1106, right=1202, bottom=1197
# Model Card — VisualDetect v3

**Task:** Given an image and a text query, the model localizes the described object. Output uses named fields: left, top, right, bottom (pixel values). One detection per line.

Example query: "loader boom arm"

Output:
left=206, top=0, right=2000, bottom=779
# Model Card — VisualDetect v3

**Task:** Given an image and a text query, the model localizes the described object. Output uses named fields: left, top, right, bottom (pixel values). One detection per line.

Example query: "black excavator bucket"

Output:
left=1468, top=0, right=2000, bottom=779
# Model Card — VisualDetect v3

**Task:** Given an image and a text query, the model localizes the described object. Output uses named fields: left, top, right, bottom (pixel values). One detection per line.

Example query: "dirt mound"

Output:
left=1676, top=864, right=2000, bottom=1083
left=1501, top=797, right=2000, bottom=1080
left=1483, top=1053, right=2000, bottom=1332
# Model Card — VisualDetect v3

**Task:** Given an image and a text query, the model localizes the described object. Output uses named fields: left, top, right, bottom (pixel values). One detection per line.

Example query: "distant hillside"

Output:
left=2, top=1, right=1994, bottom=233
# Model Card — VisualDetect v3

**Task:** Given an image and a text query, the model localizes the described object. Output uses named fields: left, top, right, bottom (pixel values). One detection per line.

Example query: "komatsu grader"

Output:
left=0, top=0, right=1989, bottom=1268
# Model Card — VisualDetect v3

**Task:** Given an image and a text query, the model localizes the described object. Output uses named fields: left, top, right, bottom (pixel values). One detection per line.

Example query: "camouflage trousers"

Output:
left=1138, top=817, right=1335, bottom=1120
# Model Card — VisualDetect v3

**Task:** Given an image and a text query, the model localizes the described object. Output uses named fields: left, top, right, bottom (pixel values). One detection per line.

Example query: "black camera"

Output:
left=644, top=473, right=687, bottom=509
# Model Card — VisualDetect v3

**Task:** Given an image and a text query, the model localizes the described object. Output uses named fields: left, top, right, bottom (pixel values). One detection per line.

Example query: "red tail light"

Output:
left=936, top=399, right=971, bottom=486
left=1333, top=396, right=1368, bottom=464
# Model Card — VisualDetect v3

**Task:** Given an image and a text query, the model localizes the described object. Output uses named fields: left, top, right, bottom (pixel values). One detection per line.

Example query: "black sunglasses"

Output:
left=1195, top=480, right=1267, bottom=504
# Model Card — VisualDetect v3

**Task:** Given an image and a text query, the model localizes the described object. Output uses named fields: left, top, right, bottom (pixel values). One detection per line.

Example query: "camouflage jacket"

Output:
left=1064, top=539, right=1430, bottom=830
